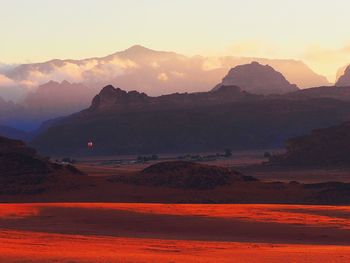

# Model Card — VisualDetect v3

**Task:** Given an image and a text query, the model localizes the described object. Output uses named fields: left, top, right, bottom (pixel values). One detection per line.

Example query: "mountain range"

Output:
left=0, top=45, right=329, bottom=101
left=0, top=49, right=337, bottom=131
left=32, top=84, right=350, bottom=156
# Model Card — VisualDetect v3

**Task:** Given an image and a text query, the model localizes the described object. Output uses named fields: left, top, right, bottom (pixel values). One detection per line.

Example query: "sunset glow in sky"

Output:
left=1, top=0, right=350, bottom=81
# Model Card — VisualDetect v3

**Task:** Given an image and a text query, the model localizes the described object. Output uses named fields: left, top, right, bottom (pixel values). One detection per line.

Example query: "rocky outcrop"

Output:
left=111, top=161, right=257, bottom=189
left=213, top=62, right=299, bottom=95
left=90, top=85, right=149, bottom=111
left=0, top=136, right=82, bottom=195
left=269, top=122, right=350, bottom=166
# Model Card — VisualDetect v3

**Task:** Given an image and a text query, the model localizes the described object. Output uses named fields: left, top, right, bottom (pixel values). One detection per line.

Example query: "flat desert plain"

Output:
left=0, top=203, right=350, bottom=262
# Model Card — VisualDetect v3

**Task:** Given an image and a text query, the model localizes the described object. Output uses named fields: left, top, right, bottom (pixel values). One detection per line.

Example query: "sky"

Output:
left=1, top=0, right=350, bottom=81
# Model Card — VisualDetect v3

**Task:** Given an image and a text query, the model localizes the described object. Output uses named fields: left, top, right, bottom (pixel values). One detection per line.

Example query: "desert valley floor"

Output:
left=1, top=152, right=350, bottom=262
left=1, top=203, right=350, bottom=262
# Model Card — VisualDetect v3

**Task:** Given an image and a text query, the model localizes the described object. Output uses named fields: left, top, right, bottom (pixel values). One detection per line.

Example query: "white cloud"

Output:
left=3, top=56, right=139, bottom=91
left=0, top=74, right=16, bottom=86
left=157, top=73, right=169, bottom=82
left=170, top=71, right=185, bottom=78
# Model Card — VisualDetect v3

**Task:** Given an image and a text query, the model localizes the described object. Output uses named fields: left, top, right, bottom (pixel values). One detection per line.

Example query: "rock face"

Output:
left=336, top=65, right=350, bottom=87
left=112, top=161, right=257, bottom=189
left=269, top=122, right=350, bottom=166
left=0, top=136, right=81, bottom=194
left=214, top=62, right=299, bottom=95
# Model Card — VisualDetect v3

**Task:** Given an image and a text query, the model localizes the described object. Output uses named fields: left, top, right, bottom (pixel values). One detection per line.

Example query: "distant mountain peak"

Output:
left=119, top=45, right=161, bottom=56
left=100, top=84, right=121, bottom=94
left=214, top=62, right=299, bottom=95
left=115, top=45, right=179, bottom=59
left=336, top=64, right=350, bottom=87
left=124, top=45, right=150, bottom=52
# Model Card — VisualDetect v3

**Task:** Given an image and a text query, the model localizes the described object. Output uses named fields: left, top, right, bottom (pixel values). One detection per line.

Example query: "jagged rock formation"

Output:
left=88, top=84, right=256, bottom=113
left=213, top=62, right=299, bottom=95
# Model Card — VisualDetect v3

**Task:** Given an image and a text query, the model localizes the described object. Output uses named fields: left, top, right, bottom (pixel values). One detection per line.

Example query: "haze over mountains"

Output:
left=1, top=45, right=350, bottom=136
left=0, top=45, right=329, bottom=101
left=0, top=46, right=333, bottom=131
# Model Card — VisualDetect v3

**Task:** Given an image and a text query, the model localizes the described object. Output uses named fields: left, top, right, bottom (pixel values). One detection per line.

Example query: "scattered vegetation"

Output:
left=61, top=157, right=77, bottom=164
left=177, top=149, right=233, bottom=161
left=136, top=155, right=159, bottom=163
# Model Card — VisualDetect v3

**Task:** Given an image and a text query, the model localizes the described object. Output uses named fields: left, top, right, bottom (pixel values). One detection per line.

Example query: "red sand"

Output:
left=0, top=203, right=349, bottom=262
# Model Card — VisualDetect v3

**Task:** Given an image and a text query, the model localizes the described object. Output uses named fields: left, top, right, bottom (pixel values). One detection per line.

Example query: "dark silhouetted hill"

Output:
left=269, top=122, right=350, bottom=167
left=111, top=161, right=257, bottom=189
left=0, top=125, right=29, bottom=141
left=0, top=136, right=82, bottom=195
left=286, top=85, right=350, bottom=101
left=32, top=85, right=350, bottom=156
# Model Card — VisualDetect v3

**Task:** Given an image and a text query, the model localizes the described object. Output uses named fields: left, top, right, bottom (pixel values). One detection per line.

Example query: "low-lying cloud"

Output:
left=0, top=57, right=140, bottom=101
left=0, top=74, right=26, bottom=101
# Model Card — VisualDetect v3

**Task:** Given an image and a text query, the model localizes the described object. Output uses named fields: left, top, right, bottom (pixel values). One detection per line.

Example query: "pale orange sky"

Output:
left=1, top=0, right=350, bottom=81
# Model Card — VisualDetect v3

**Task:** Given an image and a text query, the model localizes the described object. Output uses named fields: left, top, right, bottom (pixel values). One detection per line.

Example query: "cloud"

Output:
left=4, top=56, right=139, bottom=89
left=0, top=74, right=16, bottom=86
left=0, top=64, right=17, bottom=75
left=0, top=74, right=26, bottom=101
left=150, top=61, right=160, bottom=68
left=157, top=73, right=169, bottom=82
left=83, top=58, right=138, bottom=82
left=170, top=71, right=185, bottom=78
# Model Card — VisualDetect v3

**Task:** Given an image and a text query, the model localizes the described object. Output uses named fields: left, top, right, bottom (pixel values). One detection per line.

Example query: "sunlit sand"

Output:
left=0, top=203, right=349, bottom=262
